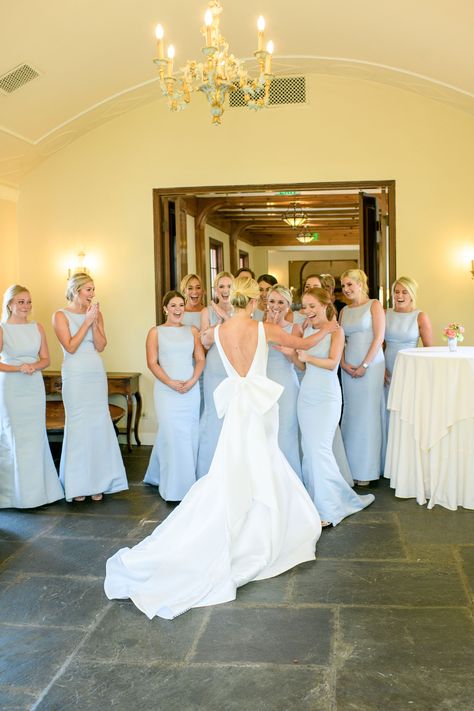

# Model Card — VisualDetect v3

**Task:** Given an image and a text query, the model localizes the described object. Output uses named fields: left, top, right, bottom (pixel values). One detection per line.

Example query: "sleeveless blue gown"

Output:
left=59, top=310, right=128, bottom=500
left=340, top=301, right=385, bottom=481
left=383, top=309, right=420, bottom=461
left=266, top=324, right=302, bottom=478
left=196, top=307, right=226, bottom=478
left=0, top=322, right=64, bottom=508
left=298, top=329, right=374, bottom=524
left=144, top=325, right=199, bottom=501
left=182, top=311, right=204, bottom=413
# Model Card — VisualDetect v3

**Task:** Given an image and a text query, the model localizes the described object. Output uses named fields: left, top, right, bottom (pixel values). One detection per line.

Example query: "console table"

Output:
left=43, top=371, right=142, bottom=452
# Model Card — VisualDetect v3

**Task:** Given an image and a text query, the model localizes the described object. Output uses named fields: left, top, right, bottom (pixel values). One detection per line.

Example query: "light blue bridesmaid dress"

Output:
left=267, top=324, right=302, bottom=478
left=182, top=311, right=204, bottom=412
left=0, top=322, right=64, bottom=508
left=298, top=329, right=374, bottom=524
left=384, top=309, right=420, bottom=379
left=252, top=308, right=265, bottom=322
left=144, top=325, right=199, bottom=500
left=59, top=310, right=128, bottom=501
left=196, top=307, right=225, bottom=478
left=340, top=301, right=385, bottom=481
left=383, top=309, right=420, bottom=460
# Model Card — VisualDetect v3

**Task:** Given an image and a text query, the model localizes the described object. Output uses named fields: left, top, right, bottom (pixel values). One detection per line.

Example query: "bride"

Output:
left=104, top=277, right=337, bottom=620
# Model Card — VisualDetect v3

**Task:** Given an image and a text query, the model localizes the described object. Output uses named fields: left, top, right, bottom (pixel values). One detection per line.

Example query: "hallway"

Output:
left=1, top=447, right=473, bottom=710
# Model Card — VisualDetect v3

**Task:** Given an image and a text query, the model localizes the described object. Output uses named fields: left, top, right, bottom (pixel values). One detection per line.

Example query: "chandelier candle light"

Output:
left=153, top=0, right=275, bottom=125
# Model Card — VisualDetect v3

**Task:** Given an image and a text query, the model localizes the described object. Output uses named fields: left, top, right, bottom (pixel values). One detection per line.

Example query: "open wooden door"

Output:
left=358, top=192, right=381, bottom=301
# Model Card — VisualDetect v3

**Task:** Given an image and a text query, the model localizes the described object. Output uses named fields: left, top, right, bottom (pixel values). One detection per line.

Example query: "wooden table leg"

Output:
left=134, top=391, right=142, bottom=446
left=125, top=394, right=133, bottom=452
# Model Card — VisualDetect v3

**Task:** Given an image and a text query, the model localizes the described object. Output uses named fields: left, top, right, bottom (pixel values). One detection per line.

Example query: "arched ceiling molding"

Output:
left=0, top=56, right=473, bottom=189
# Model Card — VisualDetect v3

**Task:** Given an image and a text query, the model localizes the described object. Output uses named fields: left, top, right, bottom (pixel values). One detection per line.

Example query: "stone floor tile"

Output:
left=0, top=625, right=83, bottom=688
left=79, top=601, right=208, bottom=662
left=0, top=685, right=39, bottom=710
left=60, top=490, right=158, bottom=518
left=0, top=575, right=107, bottom=627
left=458, top=545, right=474, bottom=594
left=316, top=521, right=406, bottom=560
left=0, top=540, right=27, bottom=567
left=404, top=543, right=459, bottom=565
left=0, top=511, right=61, bottom=541
left=230, top=569, right=293, bottom=605
left=336, top=668, right=474, bottom=711
left=37, top=661, right=333, bottom=711
left=46, top=514, right=143, bottom=540
left=339, top=607, right=474, bottom=672
left=194, top=607, right=333, bottom=665
left=292, top=560, right=468, bottom=606
left=2, top=537, right=118, bottom=577
left=398, top=511, right=474, bottom=545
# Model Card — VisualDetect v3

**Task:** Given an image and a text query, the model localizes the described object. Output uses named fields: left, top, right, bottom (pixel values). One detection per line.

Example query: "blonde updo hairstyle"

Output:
left=269, top=284, right=293, bottom=308
left=66, top=272, right=94, bottom=302
left=180, top=273, right=204, bottom=300
left=230, top=277, right=260, bottom=310
left=340, top=269, right=369, bottom=297
left=304, top=287, right=336, bottom=322
left=2, top=284, right=30, bottom=321
left=391, top=276, right=418, bottom=308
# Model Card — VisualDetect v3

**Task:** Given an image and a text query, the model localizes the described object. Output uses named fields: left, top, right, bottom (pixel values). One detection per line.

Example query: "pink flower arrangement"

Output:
left=443, top=323, right=465, bottom=342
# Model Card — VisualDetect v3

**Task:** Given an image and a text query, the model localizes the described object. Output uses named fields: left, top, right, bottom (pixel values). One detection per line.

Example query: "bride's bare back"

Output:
left=218, top=317, right=259, bottom=377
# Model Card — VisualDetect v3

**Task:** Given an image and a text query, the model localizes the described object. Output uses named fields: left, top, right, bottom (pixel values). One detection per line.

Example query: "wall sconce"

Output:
left=471, top=260, right=474, bottom=279
left=67, top=251, right=90, bottom=279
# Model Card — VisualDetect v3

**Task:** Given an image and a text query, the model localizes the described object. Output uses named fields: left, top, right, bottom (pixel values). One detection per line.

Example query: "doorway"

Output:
left=152, top=180, right=396, bottom=320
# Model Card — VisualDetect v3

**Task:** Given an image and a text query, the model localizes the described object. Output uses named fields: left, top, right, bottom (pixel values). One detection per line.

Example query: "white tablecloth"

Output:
left=384, top=346, right=474, bottom=510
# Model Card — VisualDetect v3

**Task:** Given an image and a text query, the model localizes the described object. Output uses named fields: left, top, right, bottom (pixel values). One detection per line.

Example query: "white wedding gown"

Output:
left=104, top=322, right=321, bottom=619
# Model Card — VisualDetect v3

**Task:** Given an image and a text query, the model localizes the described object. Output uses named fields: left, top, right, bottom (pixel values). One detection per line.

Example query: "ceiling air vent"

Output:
left=229, top=75, right=306, bottom=109
left=0, top=64, right=40, bottom=94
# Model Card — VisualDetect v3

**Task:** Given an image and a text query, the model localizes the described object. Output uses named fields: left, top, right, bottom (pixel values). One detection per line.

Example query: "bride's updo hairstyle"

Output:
left=230, top=277, right=260, bottom=310
left=304, top=287, right=336, bottom=321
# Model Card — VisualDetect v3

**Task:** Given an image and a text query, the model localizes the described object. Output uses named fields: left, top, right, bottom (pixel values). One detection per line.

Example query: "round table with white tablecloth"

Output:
left=384, top=346, right=474, bottom=510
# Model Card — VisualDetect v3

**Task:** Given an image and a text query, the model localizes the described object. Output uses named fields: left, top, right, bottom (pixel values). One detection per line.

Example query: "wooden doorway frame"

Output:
left=153, top=180, right=396, bottom=321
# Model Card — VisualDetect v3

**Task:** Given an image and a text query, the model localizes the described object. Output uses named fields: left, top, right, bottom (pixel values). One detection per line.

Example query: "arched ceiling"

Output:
left=1, top=0, right=473, bottom=188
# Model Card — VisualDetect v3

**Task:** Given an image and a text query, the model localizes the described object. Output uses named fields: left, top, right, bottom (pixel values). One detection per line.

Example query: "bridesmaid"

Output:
left=197, top=271, right=234, bottom=478
left=385, top=276, right=433, bottom=388
left=297, top=288, right=374, bottom=525
left=180, top=274, right=205, bottom=329
left=0, top=285, right=64, bottom=508
left=294, top=274, right=322, bottom=326
left=383, top=276, right=433, bottom=457
left=339, top=269, right=385, bottom=486
left=53, top=272, right=128, bottom=502
left=253, top=274, right=278, bottom=321
left=144, top=291, right=205, bottom=501
left=266, top=285, right=303, bottom=477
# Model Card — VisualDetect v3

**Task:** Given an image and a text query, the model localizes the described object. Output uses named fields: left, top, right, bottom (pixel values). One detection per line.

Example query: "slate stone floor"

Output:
left=1, top=446, right=474, bottom=710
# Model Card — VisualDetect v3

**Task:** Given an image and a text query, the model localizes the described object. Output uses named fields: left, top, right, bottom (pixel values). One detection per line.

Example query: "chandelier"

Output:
left=296, top=230, right=319, bottom=244
left=153, top=1, right=274, bottom=125
left=282, top=203, right=308, bottom=228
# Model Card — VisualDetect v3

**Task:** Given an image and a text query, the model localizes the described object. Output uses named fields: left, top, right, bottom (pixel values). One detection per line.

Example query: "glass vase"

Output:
left=448, top=337, right=458, bottom=352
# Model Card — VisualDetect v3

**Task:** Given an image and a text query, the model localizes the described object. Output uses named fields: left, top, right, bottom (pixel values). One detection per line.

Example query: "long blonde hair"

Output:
left=2, top=284, right=30, bottom=321
left=340, top=269, right=369, bottom=297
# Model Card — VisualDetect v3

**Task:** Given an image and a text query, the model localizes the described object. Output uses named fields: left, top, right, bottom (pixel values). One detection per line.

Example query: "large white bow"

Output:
left=213, top=374, right=283, bottom=420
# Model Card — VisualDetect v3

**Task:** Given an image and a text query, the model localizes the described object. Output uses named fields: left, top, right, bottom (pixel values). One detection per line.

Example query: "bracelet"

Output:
left=362, top=362, right=369, bottom=369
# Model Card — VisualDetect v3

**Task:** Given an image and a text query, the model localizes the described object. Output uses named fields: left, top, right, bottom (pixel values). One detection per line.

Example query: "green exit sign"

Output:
left=312, top=232, right=319, bottom=240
